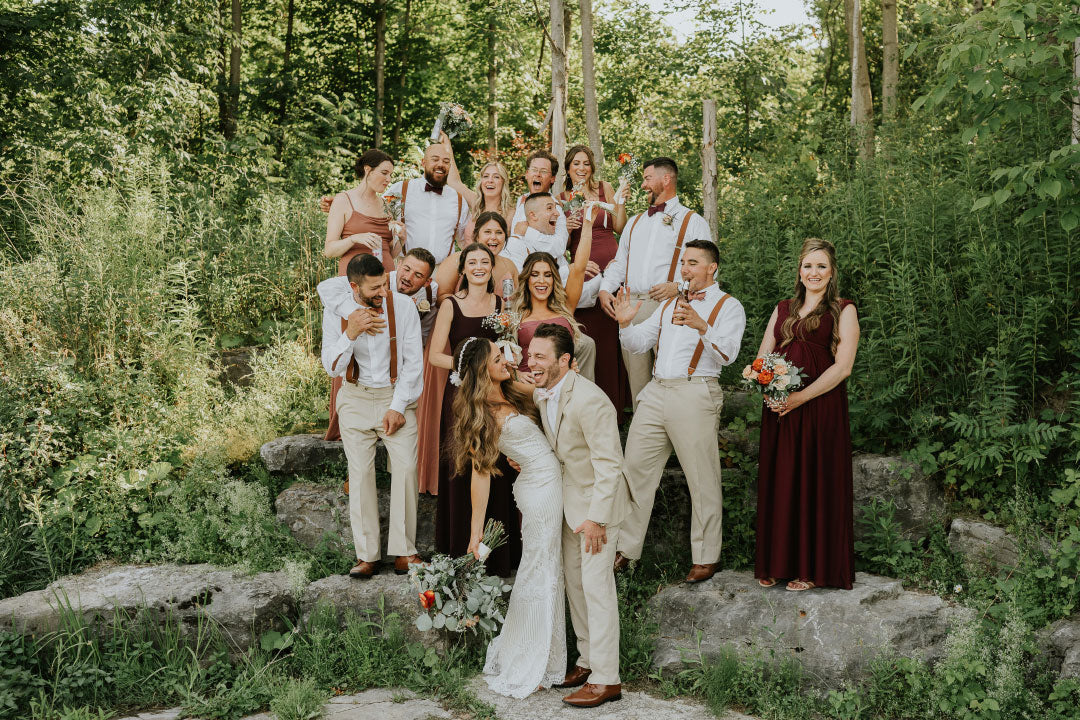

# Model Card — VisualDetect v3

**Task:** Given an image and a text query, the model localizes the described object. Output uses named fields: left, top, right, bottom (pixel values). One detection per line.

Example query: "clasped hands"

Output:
left=344, top=305, right=386, bottom=340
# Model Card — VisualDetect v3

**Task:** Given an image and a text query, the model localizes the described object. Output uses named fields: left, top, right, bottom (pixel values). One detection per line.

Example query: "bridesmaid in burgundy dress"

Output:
left=558, top=145, right=630, bottom=422
left=754, top=238, right=861, bottom=591
left=428, top=243, right=521, bottom=576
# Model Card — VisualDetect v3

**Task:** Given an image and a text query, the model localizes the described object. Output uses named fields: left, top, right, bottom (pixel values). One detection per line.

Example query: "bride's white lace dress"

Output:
left=483, top=412, right=566, bottom=698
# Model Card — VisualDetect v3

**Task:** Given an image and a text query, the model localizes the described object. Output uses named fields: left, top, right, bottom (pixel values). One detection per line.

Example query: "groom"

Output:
left=527, top=323, right=634, bottom=708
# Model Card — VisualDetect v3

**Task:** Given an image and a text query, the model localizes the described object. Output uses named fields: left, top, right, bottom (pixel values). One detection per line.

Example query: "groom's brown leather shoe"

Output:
left=555, top=664, right=591, bottom=688
left=394, top=554, right=423, bottom=575
left=685, top=563, right=718, bottom=583
left=562, top=682, right=622, bottom=707
left=612, top=551, right=631, bottom=574
left=349, top=560, right=378, bottom=579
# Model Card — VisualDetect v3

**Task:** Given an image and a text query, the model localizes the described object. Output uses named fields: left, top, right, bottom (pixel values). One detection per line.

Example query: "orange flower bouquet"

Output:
left=614, top=153, right=639, bottom=206
left=741, top=352, right=807, bottom=410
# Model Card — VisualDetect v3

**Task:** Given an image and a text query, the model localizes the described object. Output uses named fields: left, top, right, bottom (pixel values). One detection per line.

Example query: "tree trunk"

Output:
left=882, top=0, right=898, bottom=120
left=579, top=0, right=603, bottom=169
left=701, top=99, right=718, bottom=242
left=1074, top=6, right=1079, bottom=144
left=277, top=0, right=294, bottom=127
left=392, top=0, right=412, bottom=147
left=218, top=0, right=229, bottom=135
left=845, top=0, right=874, bottom=158
left=374, top=0, right=386, bottom=146
left=488, top=14, right=498, bottom=154
left=550, top=0, right=567, bottom=190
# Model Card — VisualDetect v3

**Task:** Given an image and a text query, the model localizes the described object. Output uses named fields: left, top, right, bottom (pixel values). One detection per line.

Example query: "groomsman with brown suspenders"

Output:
left=385, top=143, right=468, bottom=265
left=321, top=253, right=425, bottom=579
left=610, top=239, right=746, bottom=583
left=597, top=157, right=713, bottom=409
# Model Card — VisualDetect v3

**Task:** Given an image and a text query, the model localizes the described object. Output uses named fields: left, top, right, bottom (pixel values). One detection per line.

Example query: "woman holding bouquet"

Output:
left=754, top=238, right=861, bottom=591
left=557, top=145, right=629, bottom=418
left=428, top=242, right=521, bottom=576
left=321, top=149, right=398, bottom=442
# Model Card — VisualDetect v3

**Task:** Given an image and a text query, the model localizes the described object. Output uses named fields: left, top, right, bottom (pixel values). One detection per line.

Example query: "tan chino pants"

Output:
left=621, top=296, right=660, bottom=409
left=563, top=522, right=621, bottom=685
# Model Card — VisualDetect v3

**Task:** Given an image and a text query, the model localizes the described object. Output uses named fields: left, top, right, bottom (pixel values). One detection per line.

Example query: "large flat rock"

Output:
left=115, top=689, right=451, bottom=720
left=947, top=518, right=1020, bottom=570
left=469, top=677, right=752, bottom=720
left=260, top=434, right=386, bottom=475
left=851, top=454, right=944, bottom=540
left=276, top=482, right=437, bottom=559
left=1038, top=616, right=1080, bottom=680
left=0, top=564, right=295, bottom=653
left=649, top=570, right=961, bottom=688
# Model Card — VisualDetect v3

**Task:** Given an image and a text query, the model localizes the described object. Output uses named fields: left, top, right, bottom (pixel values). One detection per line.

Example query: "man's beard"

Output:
left=359, top=292, right=383, bottom=308
left=646, top=189, right=657, bottom=205
left=424, top=169, right=446, bottom=188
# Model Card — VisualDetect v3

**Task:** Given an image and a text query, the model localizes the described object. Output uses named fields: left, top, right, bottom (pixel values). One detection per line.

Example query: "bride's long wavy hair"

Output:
left=778, top=237, right=842, bottom=357
left=510, top=252, right=582, bottom=338
left=450, top=337, right=539, bottom=476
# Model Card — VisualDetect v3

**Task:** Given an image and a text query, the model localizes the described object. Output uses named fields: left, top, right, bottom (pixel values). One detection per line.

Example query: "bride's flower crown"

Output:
left=449, top=336, right=480, bottom=387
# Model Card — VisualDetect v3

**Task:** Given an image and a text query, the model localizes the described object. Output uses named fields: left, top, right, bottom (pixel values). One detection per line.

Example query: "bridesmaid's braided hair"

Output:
left=778, top=238, right=842, bottom=357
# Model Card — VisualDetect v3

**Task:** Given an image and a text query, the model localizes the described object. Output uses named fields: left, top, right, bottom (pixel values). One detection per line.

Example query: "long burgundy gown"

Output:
left=563, top=184, right=630, bottom=422
left=435, top=295, right=522, bottom=576
left=755, top=299, right=856, bottom=590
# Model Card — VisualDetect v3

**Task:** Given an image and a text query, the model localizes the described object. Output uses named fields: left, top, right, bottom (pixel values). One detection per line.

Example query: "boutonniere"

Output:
left=661, top=212, right=675, bottom=226
left=414, top=297, right=431, bottom=314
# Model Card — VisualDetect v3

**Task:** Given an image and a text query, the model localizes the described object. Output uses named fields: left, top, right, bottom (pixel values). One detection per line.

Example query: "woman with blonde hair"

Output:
left=449, top=336, right=566, bottom=698
left=754, top=238, right=861, bottom=592
left=511, top=203, right=597, bottom=379
left=438, top=132, right=515, bottom=237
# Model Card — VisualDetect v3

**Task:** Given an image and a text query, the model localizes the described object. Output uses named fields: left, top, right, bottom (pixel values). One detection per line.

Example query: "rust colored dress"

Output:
left=562, top=184, right=630, bottom=422
left=755, top=299, right=856, bottom=589
left=516, top=316, right=574, bottom=373
left=436, top=295, right=522, bottom=576
left=416, top=341, right=448, bottom=495
left=324, top=193, right=396, bottom=442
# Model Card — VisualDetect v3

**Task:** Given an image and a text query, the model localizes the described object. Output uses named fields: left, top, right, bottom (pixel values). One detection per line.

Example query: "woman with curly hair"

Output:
left=450, top=336, right=566, bottom=698
left=754, top=237, right=861, bottom=592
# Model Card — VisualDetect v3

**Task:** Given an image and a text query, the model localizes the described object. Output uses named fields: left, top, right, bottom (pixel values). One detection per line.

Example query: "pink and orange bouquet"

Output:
left=741, top=352, right=807, bottom=410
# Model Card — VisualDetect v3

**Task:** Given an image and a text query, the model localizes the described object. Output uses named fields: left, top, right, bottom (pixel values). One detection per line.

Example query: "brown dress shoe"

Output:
left=685, top=563, right=718, bottom=583
left=554, top=664, right=591, bottom=688
left=394, top=554, right=423, bottom=575
left=562, top=682, right=622, bottom=708
left=612, top=551, right=631, bottom=574
left=349, top=560, right=378, bottom=579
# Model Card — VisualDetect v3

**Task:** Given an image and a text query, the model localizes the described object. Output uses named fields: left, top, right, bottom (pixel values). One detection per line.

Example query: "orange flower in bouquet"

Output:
left=741, top=352, right=807, bottom=408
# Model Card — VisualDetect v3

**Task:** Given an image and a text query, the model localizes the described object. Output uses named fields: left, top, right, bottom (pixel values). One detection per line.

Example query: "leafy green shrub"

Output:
left=854, top=499, right=917, bottom=576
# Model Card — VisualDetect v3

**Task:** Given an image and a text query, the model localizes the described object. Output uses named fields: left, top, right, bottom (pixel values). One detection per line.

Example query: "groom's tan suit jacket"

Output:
left=538, top=371, right=635, bottom=530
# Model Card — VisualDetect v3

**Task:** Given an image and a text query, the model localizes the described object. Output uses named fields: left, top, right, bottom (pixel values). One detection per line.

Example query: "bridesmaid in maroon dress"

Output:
left=322, top=149, right=398, bottom=442
left=428, top=243, right=522, bottom=576
left=754, top=238, right=861, bottom=591
left=558, top=145, right=630, bottom=421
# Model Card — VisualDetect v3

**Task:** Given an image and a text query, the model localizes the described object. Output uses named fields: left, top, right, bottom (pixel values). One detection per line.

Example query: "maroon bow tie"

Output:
left=424, top=183, right=443, bottom=195
left=687, top=291, right=707, bottom=301
left=647, top=202, right=666, bottom=217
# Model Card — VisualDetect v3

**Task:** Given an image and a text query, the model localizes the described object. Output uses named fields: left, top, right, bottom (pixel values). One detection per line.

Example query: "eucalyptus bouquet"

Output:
left=408, top=519, right=511, bottom=634
left=429, top=102, right=473, bottom=142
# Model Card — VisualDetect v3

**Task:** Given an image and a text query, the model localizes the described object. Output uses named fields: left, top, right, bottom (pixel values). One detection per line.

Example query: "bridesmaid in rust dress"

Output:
left=322, top=149, right=399, bottom=442
left=754, top=238, right=861, bottom=591
left=558, top=145, right=630, bottom=421
left=428, top=243, right=521, bottom=576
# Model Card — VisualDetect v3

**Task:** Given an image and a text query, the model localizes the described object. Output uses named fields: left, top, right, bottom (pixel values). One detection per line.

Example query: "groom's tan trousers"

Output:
left=563, top=522, right=621, bottom=686
left=337, top=382, right=418, bottom=562
left=617, top=377, right=724, bottom=565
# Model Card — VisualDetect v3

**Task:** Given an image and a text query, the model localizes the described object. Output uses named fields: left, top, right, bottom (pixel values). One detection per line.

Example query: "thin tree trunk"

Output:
left=392, top=0, right=412, bottom=147
left=882, top=0, right=898, bottom=120
left=228, top=0, right=241, bottom=138
left=277, top=0, right=295, bottom=127
left=488, top=14, right=498, bottom=154
left=579, top=0, right=603, bottom=169
left=550, top=0, right=567, bottom=190
left=218, top=0, right=229, bottom=135
left=845, top=0, right=874, bottom=158
left=701, top=99, right=718, bottom=242
left=374, top=0, right=386, bottom=146
left=1074, top=6, right=1079, bottom=144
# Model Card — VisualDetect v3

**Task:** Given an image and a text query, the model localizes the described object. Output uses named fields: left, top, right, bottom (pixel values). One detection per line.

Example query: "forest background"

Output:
left=1, top=0, right=1079, bottom=718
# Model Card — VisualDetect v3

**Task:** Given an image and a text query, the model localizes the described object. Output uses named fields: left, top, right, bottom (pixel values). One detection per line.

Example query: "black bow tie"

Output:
left=425, top=183, right=443, bottom=195
left=647, top=202, right=666, bottom=217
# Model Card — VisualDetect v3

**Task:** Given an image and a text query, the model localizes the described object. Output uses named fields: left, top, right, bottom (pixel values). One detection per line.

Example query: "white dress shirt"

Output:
left=539, top=370, right=572, bottom=431
left=511, top=194, right=568, bottom=244
left=619, top=283, right=745, bottom=380
left=387, top=179, right=468, bottom=264
left=321, top=290, right=424, bottom=414
left=599, top=196, right=712, bottom=295
left=502, top=226, right=570, bottom=280
left=318, top=272, right=439, bottom=345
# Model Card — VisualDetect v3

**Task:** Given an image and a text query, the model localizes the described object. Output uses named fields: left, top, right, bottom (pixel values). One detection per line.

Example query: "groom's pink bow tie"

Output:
left=536, top=387, right=557, bottom=401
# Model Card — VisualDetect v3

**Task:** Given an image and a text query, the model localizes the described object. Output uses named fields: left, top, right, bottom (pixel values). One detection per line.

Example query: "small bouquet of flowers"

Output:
left=562, top=182, right=587, bottom=218
left=614, top=153, right=640, bottom=206
left=429, top=102, right=473, bottom=142
left=482, top=309, right=522, bottom=366
left=741, top=352, right=807, bottom=411
left=382, top=190, right=404, bottom=243
left=409, top=519, right=511, bottom=634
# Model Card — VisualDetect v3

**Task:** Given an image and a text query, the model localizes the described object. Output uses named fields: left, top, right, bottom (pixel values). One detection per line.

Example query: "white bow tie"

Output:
left=536, top=387, right=557, bottom=401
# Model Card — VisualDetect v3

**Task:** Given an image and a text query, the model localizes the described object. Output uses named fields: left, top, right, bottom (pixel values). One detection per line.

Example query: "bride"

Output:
left=449, top=336, right=566, bottom=697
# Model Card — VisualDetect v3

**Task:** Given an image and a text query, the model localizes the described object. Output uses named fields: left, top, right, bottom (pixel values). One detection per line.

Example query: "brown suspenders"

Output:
left=653, top=292, right=731, bottom=378
left=622, top=209, right=700, bottom=287
left=341, top=295, right=398, bottom=385
left=622, top=213, right=644, bottom=286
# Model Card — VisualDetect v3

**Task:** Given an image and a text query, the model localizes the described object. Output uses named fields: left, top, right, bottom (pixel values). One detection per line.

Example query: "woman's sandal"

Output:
left=758, top=577, right=777, bottom=588
left=786, top=579, right=816, bottom=592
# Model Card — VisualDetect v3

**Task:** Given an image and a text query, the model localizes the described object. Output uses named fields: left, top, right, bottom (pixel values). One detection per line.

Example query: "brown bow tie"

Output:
left=424, top=183, right=443, bottom=195
left=647, top=202, right=666, bottom=217
left=687, top=291, right=706, bottom=301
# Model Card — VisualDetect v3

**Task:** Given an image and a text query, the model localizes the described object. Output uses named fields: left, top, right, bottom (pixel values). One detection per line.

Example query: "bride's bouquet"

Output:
left=408, top=519, right=511, bottom=634
left=481, top=309, right=522, bottom=366
left=429, top=102, right=473, bottom=143
left=741, top=352, right=807, bottom=411
left=381, top=189, right=404, bottom=243
left=614, top=153, right=640, bottom=206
